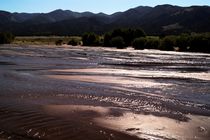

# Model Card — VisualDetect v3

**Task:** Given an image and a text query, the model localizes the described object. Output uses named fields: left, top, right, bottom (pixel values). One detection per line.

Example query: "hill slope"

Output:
left=0, top=5, right=210, bottom=35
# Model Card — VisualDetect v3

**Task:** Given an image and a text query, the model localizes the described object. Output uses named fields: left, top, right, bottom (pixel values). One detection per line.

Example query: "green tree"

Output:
left=110, top=36, right=126, bottom=49
left=82, top=32, right=99, bottom=46
left=111, top=29, right=124, bottom=38
left=133, top=28, right=146, bottom=39
left=145, top=38, right=160, bottom=49
left=159, top=36, right=176, bottom=51
left=176, top=35, right=190, bottom=52
left=132, top=37, right=147, bottom=50
left=189, top=35, right=210, bottom=53
left=103, top=32, right=112, bottom=47
left=103, top=28, right=146, bottom=47
left=122, top=28, right=134, bottom=46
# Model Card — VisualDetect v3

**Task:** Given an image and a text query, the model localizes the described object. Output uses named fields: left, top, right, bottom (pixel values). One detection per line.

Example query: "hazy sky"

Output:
left=1, top=0, right=210, bottom=14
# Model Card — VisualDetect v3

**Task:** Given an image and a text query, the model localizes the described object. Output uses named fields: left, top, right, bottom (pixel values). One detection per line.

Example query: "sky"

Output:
left=0, top=0, right=210, bottom=14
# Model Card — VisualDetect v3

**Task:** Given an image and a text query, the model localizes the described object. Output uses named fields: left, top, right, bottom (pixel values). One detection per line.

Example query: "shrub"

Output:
left=122, top=28, right=134, bottom=46
left=111, top=29, right=124, bottom=38
left=55, top=39, right=63, bottom=45
left=189, top=35, right=210, bottom=53
left=98, top=36, right=104, bottom=46
left=132, top=37, right=147, bottom=50
left=82, top=32, right=100, bottom=46
left=133, top=28, right=146, bottom=39
left=103, top=28, right=146, bottom=47
left=145, top=37, right=160, bottom=49
left=103, top=32, right=113, bottom=47
left=176, top=35, right=190, bottom=51
left=110, top=36, right=126, bottom=49
left=159, top=36, right=176, bottom=51
left=68, top=39, right=78, bottom=46
left=0, top=32, right=15, bottom=44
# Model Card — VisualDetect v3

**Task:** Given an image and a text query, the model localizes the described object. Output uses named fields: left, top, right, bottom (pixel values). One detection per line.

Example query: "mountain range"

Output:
left=0, top=4, right=210, bottom=36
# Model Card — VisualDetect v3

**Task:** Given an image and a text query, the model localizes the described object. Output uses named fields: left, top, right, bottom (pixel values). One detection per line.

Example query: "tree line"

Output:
left=82, top=28, right=146, bottom=49
left=1, top=29, right=210, bottom=53
left=82, top=29, right=210, bottom=53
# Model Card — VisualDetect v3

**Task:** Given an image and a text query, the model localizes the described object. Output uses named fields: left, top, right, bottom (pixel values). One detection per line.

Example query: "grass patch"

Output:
left=14, top=36, right=81, bottom=45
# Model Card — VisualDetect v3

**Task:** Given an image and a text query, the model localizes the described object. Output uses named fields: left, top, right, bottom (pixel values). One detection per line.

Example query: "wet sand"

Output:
left=45, top=105, right=210, bottom=140
left=0, top=99, right=140, bottom=140
left=0, top=44, right=210, bottom=139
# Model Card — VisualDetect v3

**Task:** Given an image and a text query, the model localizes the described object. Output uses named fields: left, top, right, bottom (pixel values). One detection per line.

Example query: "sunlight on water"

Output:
left=46, top=74, right=172, bottom=88
left=0, top=45, right=210, bottom=139
left=96, top=112, right=210, bottom=140
left=49, top=68, right=210, bottom=81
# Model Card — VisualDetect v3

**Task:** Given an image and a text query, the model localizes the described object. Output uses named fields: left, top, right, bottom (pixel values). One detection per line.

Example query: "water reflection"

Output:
left=44, top=105, right=210, bottom=140
left=96, top=112, right=210, bottom=140
left=1, top=45, right=210, bottom=139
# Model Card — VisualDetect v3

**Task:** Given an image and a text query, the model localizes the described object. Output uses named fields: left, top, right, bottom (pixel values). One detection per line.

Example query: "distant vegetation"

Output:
left=158, top=33, right=210, bottom=53
left=82, top=28, right=210, bottom=53
left=68, top=39, right=79, bottom=46
left=82, top=28, right=145, bottom=49
left=159, top=36, right=176, bottom=51
left=104, top=28, right=146, bottom=47
left=3, top=27, right=209, bottom=54
left=14, top=36, right=81, bottom=45
left=82, top=32, right=100, bottom=46
left=0, top=32, right=15, bottom=44
left=110, top=36, right=126, bottom=49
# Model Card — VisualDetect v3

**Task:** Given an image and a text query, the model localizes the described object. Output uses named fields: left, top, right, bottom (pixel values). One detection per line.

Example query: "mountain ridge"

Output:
left=0, top=4, right=210, bottom=35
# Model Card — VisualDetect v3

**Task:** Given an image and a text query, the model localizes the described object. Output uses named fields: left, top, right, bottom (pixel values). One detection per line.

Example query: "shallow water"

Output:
left=0, top=44, right=210, bottom=139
